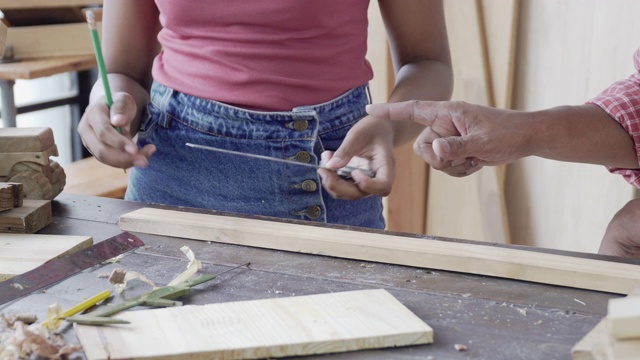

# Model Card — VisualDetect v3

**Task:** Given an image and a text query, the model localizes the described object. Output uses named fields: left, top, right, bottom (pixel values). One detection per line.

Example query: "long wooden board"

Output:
left=0, top=233, right=93, bottom=281
left=76, top=289, right=433, bottom=360
left=119, top=208, right=640, bottom=294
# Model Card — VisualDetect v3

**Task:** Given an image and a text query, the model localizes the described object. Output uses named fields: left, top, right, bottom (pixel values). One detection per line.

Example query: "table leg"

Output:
left=0, top=79, right=17, bottom=127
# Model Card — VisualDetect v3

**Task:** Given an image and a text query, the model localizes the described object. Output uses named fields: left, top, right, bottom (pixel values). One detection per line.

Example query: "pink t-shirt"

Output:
left=152, top=0, right=373, bottom=111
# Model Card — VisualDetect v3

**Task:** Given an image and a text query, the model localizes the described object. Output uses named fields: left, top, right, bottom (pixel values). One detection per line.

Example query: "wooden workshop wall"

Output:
left=371, top=0, right=640, bottom=254
left=506, top=0, right=640, bottom=252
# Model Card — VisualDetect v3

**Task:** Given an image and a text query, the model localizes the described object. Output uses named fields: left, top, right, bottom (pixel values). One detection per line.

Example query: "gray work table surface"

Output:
left=3, top=193, right=632, bottom=360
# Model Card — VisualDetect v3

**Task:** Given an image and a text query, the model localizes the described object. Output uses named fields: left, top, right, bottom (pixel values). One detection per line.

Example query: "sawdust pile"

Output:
left=0, top=313, right=81, bottom=359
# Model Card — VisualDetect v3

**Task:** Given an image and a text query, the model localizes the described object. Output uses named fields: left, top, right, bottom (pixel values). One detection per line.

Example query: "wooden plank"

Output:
left=0, top=55, right=96, bottom=80
left=119, top=207, right=640, bottom=294
left=0, top=233, right=92, bottom=281
left=62, top=156, right=129, bottom=198
left=0, top=199, right=51, bottom=233
left=6, top=22, right=101, bottom=59
left=76, top=289, right=433, bottom=360
left=0, top=0, right=102, bottom=10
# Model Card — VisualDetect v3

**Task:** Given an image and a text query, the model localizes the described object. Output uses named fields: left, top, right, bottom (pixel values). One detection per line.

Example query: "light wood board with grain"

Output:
left=76, top=289, right=433, bottom=360
left=0, top=233, right=93, bottom=281
left=119, top=207, right=640, bottom=294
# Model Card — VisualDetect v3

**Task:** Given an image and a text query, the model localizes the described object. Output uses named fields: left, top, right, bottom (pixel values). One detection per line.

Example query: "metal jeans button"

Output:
left=301, top=179, right=317, bottom=192
left=305, top=205, right=322, bottom=219
left=294, top=151, right=311, bottom=163
left=293, top=119, right=309, bottom=131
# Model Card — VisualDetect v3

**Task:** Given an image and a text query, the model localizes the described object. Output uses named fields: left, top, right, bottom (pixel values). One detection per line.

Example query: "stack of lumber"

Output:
left=0, top=182, right=51, bottom=233
left=0, top=0, right=102, bottom=60
left=572, top=289, right=640, bottom=360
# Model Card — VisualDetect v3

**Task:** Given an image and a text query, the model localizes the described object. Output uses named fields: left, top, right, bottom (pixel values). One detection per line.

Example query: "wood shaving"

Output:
left=9, top=284, right=23, bottom=290
left=167, top=246, right=202, bottom=286
left=0, top=319, right=82, bottom=359
left=108, top=268, right=156, bottom=294
left=454, top=344, right=468, bottom=351
left=101, top=254, right=124, bottom=264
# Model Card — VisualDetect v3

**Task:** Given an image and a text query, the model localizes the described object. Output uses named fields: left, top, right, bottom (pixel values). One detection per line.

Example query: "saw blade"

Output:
left=186, top=143, right=376, bottom=178
left=0, top=231, right=144, bottom=306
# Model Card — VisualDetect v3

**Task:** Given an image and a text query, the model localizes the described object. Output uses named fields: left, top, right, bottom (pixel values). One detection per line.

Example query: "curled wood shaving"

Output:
left=108, top=268, right=156, bottom=294
left=43, top=304, right=64, bottom=332
left=167, top=246, right=202, bottom=286
left=0, top=319, right=82, bottom=359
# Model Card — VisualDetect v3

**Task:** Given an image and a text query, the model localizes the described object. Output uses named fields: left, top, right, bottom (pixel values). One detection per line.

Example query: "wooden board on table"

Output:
left=119, top=207, right=640, bottom=294
left=571, top=319, right=640, bottom=360
left=5, top=22, right=101, bottom=59
left=0, top=199, right=51, bottom=233
left=0, top=233, right=93, bottom=281
left=0, top=127, right=54, bottom=153
left=0, top=0, right=102, bottom=10
left=76, top=289, right=433, bottom=360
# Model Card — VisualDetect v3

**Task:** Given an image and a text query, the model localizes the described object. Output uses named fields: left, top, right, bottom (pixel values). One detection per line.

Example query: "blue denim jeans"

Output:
left=126, top=81, right=385, bottom=229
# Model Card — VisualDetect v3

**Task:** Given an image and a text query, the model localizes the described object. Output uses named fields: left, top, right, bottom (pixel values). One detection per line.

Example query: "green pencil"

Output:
left=86, top=10, right=119, bottom=133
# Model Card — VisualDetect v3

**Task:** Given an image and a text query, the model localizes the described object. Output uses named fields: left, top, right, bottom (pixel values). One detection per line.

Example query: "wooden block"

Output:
left=0, top=182, right=22, bottom=211
left=0, top=233, right=93, bottom=281
left=0, top=0, right=102, bottom=10
left=0, top=127, right=55, bottom=153
left=63, top=156, right=128, bottom=198
left=76, top=289, right=433, bottom=360
left=119, top=208, right=640, bottom=294
left=608, top=296, right=640, bottom=340
left=572, top=319, right=640, bottom=360
left=0, top=199, right=51, bottom=233
left=5, top=22, right=101, bottom=59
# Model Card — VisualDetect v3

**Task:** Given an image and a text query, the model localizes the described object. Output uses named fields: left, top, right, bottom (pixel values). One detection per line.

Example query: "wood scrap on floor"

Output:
left=119, top=207, right=640, bottom=294
left=75, top=289, right=433, bottom=360
left=0, top=234, right=93, bottom=281
left=0, top=313, right=82, bottom=359
left=0, top=199, right=51, bottom=233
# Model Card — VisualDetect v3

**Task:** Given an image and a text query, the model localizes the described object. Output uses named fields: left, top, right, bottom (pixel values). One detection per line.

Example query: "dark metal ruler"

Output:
left=0, top=231, right=144, bottom=306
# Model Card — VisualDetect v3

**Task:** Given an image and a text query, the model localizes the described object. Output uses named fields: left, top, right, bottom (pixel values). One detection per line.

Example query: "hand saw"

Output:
left=186, top=143, right=376, bottom=179
left=0, top=232, right=144, bottom=306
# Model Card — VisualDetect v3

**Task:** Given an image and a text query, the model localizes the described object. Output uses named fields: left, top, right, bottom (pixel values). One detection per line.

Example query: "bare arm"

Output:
left=367, top=101, right=639, bottom=170
left=79, top=0, right=161, bottom=168
left=379, top=0, right=453, bottom=145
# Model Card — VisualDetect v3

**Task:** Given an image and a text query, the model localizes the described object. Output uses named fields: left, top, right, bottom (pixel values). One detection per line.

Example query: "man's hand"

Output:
left=366, top=101, right=532, bottom=177
left=600, top=199, right=640, bottom=258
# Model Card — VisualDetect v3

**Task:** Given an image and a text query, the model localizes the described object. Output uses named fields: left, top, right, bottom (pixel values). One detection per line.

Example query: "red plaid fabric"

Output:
left=587, top=47, right=640, bottom=188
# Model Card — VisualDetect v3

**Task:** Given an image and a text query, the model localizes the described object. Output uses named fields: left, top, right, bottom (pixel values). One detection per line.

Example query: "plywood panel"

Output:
left=427, top=0, right=511, bottom=244
left=508, top=0, right=640, bottom=252
left=119, top=207, right=640, bottom=294
left=0, top=233, right=93, bottom=281
left=76, top=289, right=433, bottom=360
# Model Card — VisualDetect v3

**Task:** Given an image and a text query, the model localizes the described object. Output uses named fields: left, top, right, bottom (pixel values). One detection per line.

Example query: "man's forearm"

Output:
left=526, top=104, right=638, bottom=169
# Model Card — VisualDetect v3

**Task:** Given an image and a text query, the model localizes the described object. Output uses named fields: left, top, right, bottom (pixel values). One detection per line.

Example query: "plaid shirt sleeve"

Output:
left=586, top=47, right=640, bottom=188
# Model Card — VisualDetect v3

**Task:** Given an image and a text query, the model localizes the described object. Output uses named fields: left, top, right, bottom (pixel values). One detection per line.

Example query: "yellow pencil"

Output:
left=42, top=290, right=111, bottom=329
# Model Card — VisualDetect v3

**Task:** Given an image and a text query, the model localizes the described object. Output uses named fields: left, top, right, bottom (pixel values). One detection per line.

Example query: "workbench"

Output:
left=2, top=193, right=634, bottom=359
